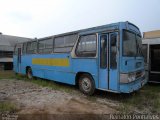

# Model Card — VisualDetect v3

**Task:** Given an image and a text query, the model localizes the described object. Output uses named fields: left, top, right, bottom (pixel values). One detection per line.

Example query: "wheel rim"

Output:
left=82, top=78, right=91, bottom=92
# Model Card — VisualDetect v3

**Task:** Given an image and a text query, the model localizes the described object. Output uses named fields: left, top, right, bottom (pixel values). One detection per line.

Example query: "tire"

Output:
left=78, top=74, right=95, bottom=95
left=27, top=67, right=33, bottom=79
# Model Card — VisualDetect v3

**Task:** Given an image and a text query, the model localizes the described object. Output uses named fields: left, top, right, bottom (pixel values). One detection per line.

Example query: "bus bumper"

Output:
left=119, top=77, right=147, bottom=93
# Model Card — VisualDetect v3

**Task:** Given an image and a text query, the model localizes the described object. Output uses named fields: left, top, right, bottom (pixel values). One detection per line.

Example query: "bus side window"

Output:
left=54, top=34, right=77, bottom=53
left=110, top=33, right=117, bottom=69
left=76, top=34, right=97, bottom=57
left=38, top=40, right=45, bottom=53
left=38, top=39, right=53, bottom=54
left=44, top=39, right=53, bottom=53
left=27, top=41, right=37, bottom=54
left=22, top=43, right=27, bottom=54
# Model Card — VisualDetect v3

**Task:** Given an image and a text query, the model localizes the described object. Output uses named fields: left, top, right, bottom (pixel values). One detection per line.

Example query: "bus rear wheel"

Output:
left=78, top=74, right=95, bottom=95
left=27, top=67, right=33, bottom=79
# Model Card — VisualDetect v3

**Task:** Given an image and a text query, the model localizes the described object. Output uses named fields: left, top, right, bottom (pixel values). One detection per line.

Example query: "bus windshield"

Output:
left=123, top=30, right=142, bottom=57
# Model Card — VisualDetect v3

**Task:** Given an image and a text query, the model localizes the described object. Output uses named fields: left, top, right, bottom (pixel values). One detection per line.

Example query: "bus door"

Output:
left=99, top=32, right=119, bottom=91
left=109, top=32, right=119, bottom=91
left=17, top=48, right=22, bottom=73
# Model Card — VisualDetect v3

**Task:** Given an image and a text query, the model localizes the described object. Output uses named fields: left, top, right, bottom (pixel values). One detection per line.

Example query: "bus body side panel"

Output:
left=21, top=55, right=32, bottom=74
left=120, top=57, right=144, bottom=72
left=22, top=53, right=76, bottom=85
left=72, top=58, right=98, bottom=88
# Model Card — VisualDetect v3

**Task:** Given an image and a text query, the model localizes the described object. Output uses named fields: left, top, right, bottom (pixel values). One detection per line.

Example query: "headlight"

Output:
left=128, top=73, right=136, bottom=82
left=120, top=71, right=145, bottom=83
left=120, top=74, right=128, bottom=83
left=141, top=71, right=145, bottom=78
left=120, top=73, right=136, bottom=83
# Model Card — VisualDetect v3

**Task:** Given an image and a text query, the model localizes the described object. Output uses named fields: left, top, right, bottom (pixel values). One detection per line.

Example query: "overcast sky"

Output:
left=0, top=0, right=159, bottom=38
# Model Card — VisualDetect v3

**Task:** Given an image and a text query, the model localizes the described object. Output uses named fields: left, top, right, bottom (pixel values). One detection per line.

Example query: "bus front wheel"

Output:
left=78, top=74, right=95, bottom=95
left=27, top=67, right=33, bottom=79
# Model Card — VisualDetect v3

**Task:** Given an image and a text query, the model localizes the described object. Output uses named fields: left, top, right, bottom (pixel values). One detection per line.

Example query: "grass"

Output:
left=21, top=76, right=160, bottom=113
left=0, top=71, right=160, bottom=114
left=0, top=71, right=75, bottom=93
left=0, top=102, right=18, bottom=113
left=119, top=84, right=160, bottom=114
left=0, top=70, right=15, bottom=79
left=26, top=78, right=75, bottom=93
left=13, top=72, right=75, bottom=93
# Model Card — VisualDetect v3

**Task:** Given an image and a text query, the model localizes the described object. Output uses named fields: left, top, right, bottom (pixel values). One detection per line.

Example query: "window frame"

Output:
left=122, top=29, right=137, bottom=57
left=136, top=34, right=143, bottom=57
left=100, top=34, right=108, bottom=68
left=142, top=44, right=148, bottom=64
left=14, top=43, right=22, bottom=55
left=75, top=34, right=97, bottom=58
left=110, top=33, right=118, bottom=69
left=22, top=42, right=27, bottom=54
left=53, top=34, right=77, bottom=53
left=38, top=38, right=54, bottom=54
left=26, top=41, right=38, bottom=54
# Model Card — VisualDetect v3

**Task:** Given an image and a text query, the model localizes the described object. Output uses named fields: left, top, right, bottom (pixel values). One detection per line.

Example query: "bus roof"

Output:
left=38, top=21, right=140, bottom=40
left=38, top=22, right=120, bottom=40
left=18, top=21, right=140, bottom=43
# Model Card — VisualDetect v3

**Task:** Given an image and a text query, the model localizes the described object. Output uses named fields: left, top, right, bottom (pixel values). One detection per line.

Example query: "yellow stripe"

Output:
left=32, top=58, right=70, bottom=67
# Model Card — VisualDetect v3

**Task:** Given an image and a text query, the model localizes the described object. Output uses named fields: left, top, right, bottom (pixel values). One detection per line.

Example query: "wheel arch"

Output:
left=26, top=66, right=31, bottom=74
left=75, top=72, right=95, bottom=86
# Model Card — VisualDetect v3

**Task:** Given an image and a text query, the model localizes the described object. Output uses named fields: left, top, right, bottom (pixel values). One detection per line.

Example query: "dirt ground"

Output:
left=0, top=79, right=118, bottom=115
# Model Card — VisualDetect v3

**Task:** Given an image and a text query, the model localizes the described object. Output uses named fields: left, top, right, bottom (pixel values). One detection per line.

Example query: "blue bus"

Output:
left=13, top=21, right=146, bottom=95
